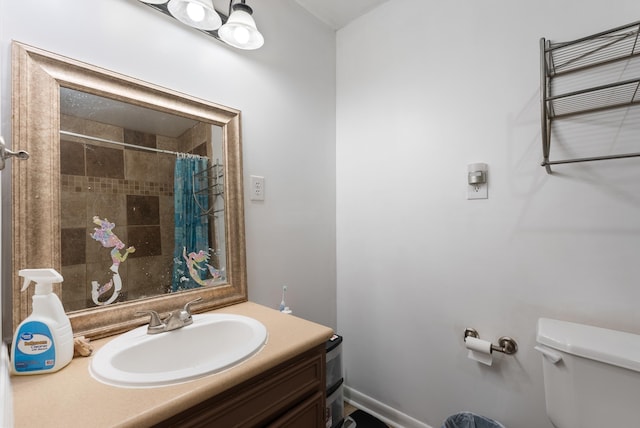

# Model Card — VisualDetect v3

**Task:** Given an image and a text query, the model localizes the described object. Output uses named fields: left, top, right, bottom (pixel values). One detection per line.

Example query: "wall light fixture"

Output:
left=218, top=2, right=264, bottom=50
left=138, top=0, right=264, bottom=50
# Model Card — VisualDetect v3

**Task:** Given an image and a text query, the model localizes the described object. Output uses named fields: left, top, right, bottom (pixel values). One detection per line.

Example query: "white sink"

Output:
left=90, top=313, right=268, bottom=388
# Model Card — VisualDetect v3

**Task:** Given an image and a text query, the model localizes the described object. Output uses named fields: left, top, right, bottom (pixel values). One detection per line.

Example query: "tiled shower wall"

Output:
left=60, top=115, right=211, bottom=311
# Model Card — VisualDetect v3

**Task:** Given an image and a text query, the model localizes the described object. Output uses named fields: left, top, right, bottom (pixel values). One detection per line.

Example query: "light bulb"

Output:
left=218, top=3, right=264, bottom=49
left=233, top=27, right=250, bottom=45
left=186, top=2, right=205, bottom=22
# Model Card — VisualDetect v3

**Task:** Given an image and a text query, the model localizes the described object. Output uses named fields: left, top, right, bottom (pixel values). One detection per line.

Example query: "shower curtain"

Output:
left=171, top=155, right=210, bottom=291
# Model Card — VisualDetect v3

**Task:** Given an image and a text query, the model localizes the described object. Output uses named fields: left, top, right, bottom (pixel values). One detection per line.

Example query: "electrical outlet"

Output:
left=250, top=175, right=265, bottom=201
left=467, top=182, right=488, bottom=199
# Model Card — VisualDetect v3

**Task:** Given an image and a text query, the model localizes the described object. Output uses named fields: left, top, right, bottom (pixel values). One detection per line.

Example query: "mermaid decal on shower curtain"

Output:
left=89, top=216, right=135, bottom=306
left=180, top=247, right=222, bottom=287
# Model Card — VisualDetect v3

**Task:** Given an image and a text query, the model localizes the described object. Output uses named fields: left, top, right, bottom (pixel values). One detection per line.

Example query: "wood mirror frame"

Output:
left=11, top=41, right=247, bottom=339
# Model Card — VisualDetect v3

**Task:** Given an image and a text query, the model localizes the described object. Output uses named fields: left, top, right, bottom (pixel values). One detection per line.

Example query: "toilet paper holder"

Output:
left=464, top=328, right=518, bottom=355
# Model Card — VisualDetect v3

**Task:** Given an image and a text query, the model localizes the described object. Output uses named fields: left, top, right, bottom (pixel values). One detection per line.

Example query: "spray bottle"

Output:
left=11, top=269, right=73, bottom=375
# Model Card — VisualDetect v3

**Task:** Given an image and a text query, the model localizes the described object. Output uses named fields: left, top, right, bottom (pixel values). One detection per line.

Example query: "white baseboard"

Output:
left=344, top=385, right=433, bottom=428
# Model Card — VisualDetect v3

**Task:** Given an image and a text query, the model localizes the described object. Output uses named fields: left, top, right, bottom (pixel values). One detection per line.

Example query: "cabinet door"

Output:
left=155, top=345, right=326, bottom=428
left=267, top=392, right=325, bottom=428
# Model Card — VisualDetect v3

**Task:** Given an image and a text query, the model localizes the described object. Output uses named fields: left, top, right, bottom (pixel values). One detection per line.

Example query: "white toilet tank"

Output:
left=535, top=318, right=640, bottom=428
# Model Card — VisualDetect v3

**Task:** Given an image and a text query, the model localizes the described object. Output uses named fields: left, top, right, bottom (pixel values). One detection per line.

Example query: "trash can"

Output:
left=442, top=412, right=506, bottom=428
left=325, top=334, right=344, bottom=428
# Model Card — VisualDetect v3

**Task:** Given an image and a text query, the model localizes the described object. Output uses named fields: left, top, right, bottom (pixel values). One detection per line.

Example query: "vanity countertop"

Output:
left=10, top=301, right=334, bottom=427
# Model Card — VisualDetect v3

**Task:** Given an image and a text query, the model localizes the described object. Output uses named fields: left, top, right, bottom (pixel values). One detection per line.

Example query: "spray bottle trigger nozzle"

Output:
left=20, top=278, right=32, bottom=292
left=18, top=268, right=63, bottom=294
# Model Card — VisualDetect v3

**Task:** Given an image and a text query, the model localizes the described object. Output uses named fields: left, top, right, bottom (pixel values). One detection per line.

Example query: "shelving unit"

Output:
left=540, top=21, right=640, bottom=173
left=193, top=159, right=225, bottom=218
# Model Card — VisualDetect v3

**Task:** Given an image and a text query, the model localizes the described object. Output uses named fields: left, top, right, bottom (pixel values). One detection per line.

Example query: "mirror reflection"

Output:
left=59, top=88, right=227, bottom=311
left=12, top=41, right=247, bottom=340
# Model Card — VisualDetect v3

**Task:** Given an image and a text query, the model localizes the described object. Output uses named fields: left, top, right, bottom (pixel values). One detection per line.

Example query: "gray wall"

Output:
left=337, top=1, right=640, bottom=427
left=7, top=1, right=640, bottom=427
left=0, top=0, right=337, bottom=337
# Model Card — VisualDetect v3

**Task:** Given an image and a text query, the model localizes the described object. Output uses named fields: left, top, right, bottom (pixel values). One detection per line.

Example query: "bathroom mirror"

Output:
left=58, top=87, right=228, bottom=311
left=11, top=42, right=247, bottom=339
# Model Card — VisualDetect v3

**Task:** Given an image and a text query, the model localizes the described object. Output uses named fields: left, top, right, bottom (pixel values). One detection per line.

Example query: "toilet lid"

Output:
left=537, top=318, right=640, bottom=373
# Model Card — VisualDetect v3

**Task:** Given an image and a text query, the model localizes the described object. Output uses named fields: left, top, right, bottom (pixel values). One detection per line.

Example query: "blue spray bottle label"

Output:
left=13, top=321, right=56, bottom=372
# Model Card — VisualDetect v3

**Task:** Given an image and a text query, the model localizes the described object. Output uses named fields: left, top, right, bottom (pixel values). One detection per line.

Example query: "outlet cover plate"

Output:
left=250, top=175, right=265, bottom=201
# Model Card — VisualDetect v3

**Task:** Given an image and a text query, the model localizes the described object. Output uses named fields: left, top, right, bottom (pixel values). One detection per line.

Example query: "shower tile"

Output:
left=125, top=149, right=159, bottom=182
left=157, top=153, right=175, bottom=185
left=60, top=140, right=85, bottom=176
left=87, top=192, right=127, bottom=221
left=177, top=125, right=194, bottom=152
left=127, top=195, right=160, bottom=225
left=86, top=263, right=114, bottom=286
left=61, top=264, right=88, bottom=312
left=191, top=142, right=208, bottom=157
left=85, top=121, right=123, bottom=144
left=127, top=255, right=172, bottom=299
left=61, top=191, right=87, bottom=229
left=157, top=135, right=179, bottom=152
left=118, top=263, right=129, bottom=300
left=159, top=195, right=175, bottom=256
left=61, top=227, right=87, bottom=266
left=60, top=114, right=85, bottom=135
left=192, top=123, right=208, bottom=145
left=86, top=144, right=125, bottom=179
left=127, top=225, right=162, bottom=257
left=124, top=129, right=156, bottom=149
left=180, top=122, right=211, bottom=153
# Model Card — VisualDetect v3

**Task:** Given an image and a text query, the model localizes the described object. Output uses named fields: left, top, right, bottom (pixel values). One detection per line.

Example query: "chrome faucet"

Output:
left=136, top=298, right=202, bottom=334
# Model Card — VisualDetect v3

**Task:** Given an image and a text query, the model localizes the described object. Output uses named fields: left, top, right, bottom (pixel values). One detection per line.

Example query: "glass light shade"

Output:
left=167, top=0, right=222, bottom=31
left=218, top=4, right=264, bottom=50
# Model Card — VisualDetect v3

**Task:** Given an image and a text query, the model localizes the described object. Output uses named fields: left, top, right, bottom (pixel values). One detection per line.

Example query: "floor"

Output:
left=344, top=402, right=358, bottom=417
left=343, top=402, right=391, bottom=427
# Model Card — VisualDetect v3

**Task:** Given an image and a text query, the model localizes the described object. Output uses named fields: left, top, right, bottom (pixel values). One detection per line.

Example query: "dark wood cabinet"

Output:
left=155, top=344, right=326, bottom=427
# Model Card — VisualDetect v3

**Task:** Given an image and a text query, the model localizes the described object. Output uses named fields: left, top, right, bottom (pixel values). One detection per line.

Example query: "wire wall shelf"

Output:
left=541, top=21, right=640, bottom=173
left=193, top=159, right=225, bottom=218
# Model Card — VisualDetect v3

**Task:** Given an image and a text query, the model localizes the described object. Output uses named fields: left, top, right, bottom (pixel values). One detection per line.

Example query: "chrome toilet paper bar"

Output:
left=464, top=328, right=518, bottom=355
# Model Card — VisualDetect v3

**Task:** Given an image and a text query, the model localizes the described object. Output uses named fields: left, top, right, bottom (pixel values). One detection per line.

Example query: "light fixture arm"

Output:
left=227, top=0, right=233, bottom=19
left=227, top=0, right=252, bottom=17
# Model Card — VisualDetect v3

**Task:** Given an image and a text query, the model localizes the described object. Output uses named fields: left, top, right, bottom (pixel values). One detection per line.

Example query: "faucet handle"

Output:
left=136, top=310, right=164, bottom=328
left=183, top=297, right=203, bottom=316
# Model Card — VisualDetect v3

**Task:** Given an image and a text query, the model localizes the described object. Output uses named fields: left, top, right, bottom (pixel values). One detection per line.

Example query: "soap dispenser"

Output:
left=11, top=268, right=73, bottom=375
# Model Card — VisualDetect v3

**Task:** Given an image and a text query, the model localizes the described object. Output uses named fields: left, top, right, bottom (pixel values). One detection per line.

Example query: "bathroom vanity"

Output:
left=11, top=302, right=334, bottom=427
left=8, top=43, right=335, bottom=427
